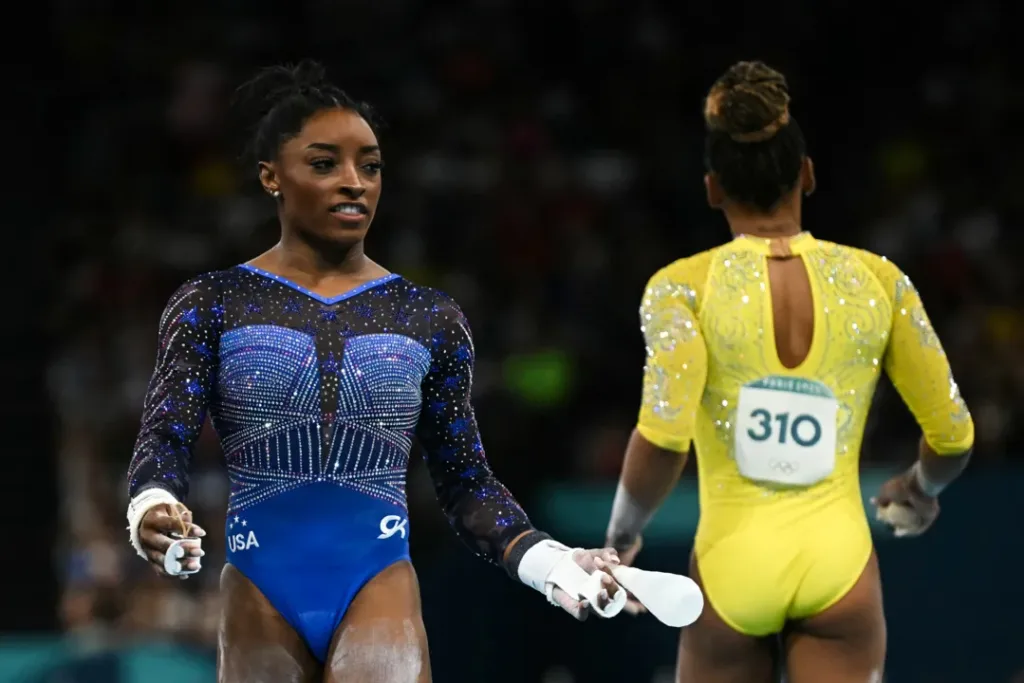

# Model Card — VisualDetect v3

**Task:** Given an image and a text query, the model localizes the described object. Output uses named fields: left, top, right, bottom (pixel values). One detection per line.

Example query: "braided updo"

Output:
left=703, top=61, right=807, bottom=212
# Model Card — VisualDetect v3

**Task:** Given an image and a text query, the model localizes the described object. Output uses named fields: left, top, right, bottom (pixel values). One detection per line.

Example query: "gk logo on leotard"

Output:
left=378, top=515, right=408, bottom=540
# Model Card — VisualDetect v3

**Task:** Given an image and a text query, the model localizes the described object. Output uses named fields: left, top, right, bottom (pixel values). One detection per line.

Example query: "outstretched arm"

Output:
left=875, top=258, right=974, bottom=492
left=860, top=254, right=973, bottom=536
left=606, top=268, right=708, bottom=553
left=416, top=292, right=623, bottom=620
left=125, top=275, right=221, bottom=571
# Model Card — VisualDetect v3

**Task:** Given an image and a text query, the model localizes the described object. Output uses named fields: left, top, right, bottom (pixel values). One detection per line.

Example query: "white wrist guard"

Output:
left=126, top=487, right=180, bottom=560
left=911, top=461, right=946, bottom=497
left=517, top=539, right=624, bottom=618
left=606, top=481, right=655, bottom=548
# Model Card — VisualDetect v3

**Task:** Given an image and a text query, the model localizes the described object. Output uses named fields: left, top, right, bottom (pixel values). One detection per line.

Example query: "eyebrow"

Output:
left=306, top=142, right=381, bottom=155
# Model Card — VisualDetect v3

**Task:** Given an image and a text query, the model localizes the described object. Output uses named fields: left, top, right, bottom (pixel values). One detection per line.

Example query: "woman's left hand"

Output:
left=549, top=547, right=623, bottom=621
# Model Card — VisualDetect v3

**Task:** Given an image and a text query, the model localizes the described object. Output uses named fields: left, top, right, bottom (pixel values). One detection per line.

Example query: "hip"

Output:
left=225, top=482, right=411, bottom=568
left=693, top=498, right=873, bottom=635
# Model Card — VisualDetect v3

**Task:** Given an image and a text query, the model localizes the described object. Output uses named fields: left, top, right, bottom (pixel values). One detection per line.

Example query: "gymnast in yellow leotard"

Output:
left=604, top=61, right=973, bottom=683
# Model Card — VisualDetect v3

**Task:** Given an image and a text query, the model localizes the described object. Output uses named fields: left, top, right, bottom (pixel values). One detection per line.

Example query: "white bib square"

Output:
left=734, top=376, right=838, bottom=487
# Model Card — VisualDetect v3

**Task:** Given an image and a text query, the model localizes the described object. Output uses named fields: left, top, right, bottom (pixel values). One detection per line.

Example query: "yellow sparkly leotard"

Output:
left=636, top=232, right=973, bottom=636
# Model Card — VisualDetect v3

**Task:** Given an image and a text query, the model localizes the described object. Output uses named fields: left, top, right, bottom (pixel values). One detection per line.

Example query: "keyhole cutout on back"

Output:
left=765, top=238, right=815, bottom=370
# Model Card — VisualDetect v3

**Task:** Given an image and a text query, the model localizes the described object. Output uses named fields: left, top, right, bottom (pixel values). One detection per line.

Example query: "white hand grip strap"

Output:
left=517, top=539, right=626, bottom=619
left=546, top=554, right=627, bottom=619
left=164, top=537, right=202, bottom=576
left=126, top=488, right=181, bottom=560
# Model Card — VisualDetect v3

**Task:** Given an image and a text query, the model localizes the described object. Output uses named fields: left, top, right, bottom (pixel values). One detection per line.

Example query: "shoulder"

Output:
left=845, top=247, right=901, bottom=277
left=391, top=277, right=466, bottom=318
left=812, top=242, right=921, bottom=310
left=642, top=249, right=715, bottom=313
left=167, top=269, right=238, bottom=301
left=838, top=246, right=912, bottom=299
left=652, top=248, right=716, bottom=284
left=156, top=270, right=244, bottom=334
left=160, top=269, right=237, bottom=317
left=391, top=279, right=472, bottom=345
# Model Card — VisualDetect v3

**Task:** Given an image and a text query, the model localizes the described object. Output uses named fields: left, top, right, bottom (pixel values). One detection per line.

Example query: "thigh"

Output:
left=785, top=552, right=886, bottom=683
left=324, top=560, right=431, bottom=683
left=218, top=563, right=320, bottom=683
left=676, top=554, right=776, bottom=683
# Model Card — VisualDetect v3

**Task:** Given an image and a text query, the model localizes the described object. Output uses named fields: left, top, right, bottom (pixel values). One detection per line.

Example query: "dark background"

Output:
left=6, top=1, right=1022, bottom=681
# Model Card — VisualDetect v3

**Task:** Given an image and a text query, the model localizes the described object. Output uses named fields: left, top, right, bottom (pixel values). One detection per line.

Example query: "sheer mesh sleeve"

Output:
left=416, top=292, right=535, bottom=564
left=127, top=274, right=223, bottom=500
left=636, top=266, right=709, bottom=453
left=860, top=253, right=974, bottom=455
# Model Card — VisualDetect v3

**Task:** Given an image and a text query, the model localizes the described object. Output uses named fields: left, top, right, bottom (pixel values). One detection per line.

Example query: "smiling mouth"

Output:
left=329, top=203, right=368, bottom=223
left=330, top=202, right=367, bottom=214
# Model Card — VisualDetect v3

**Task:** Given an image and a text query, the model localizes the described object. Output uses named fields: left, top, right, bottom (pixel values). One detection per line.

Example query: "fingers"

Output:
left=146, top=548, right=166, bottom=568
left=140, top=527, right=173, bottom=553
left=172, top=504, right=209, bottom=539
left=145, top=539, right=204, bottom=576
left=591, top=558, right=647, bottom=615
left=143, top=505, right=207, bottom=537
left=172, top=541, right=204, bottom=572
left=145, top=510, right=189, bottom=535
left=623, top=599, right=647, bottom=615
left=590, top=573, right=615, bottom=610
left=597, top=568, right=619, bottom=600
left=551, top=587, right=589, bottom=621
left=571, top=547, right=620, bottom=573
left=570, top=549, right=597, bottom=573
left=550, top=547, right=633, bottom=620
left=591, top=553, right=649, bottom=615
left=614, top=537, right=642, bottom=566
left=592, top=555, right=620, bottom=572
left=173, top=538, right=205, bottom=560
left=140, top=505, right=206, bottom=578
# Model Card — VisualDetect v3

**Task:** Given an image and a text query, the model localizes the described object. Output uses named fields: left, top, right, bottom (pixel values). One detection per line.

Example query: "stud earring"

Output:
left=271, top=190, right=281, bottom=198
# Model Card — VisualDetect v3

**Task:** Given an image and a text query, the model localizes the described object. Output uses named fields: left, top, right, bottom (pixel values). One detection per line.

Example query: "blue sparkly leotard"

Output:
left=127, top=264, right=535, bottom=661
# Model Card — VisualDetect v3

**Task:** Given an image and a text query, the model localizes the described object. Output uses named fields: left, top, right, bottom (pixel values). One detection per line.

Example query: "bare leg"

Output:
left=785, top=552, right=886, bottom=683
left=676, top=554, right=776, bottom=683
left=324, top=560, right=431, bottom=683
left=218, top=563, right=319, bottom=683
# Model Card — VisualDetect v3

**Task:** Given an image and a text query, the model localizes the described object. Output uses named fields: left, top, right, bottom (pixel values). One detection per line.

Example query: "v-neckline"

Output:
left=237, top=264, right=400, bottom=306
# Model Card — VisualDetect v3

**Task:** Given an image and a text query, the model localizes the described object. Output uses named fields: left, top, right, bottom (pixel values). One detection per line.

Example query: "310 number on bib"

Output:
left=734, top=376, right=838, bottom=487
left=745, top=409, right=823, bottom=447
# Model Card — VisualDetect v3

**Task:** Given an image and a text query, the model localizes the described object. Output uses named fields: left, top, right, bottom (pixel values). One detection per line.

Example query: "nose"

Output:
left=336, top=162, right=366, bottom=199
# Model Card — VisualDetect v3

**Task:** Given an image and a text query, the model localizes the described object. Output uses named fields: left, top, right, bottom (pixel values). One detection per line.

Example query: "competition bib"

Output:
left=734, top=376, right=838, bottom=487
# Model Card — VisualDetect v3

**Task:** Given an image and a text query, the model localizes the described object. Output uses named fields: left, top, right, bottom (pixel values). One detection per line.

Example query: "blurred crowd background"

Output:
left=26, top=0, right=1024, bottom=680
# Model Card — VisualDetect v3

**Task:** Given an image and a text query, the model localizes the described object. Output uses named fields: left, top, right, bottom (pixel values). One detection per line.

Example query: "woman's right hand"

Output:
left=610, top=536, right=647, bottom=615
left=139, top=503, right=206, bottom=577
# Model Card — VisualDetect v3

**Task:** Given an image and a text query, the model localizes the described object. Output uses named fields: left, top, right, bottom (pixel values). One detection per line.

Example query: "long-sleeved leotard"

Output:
left=127, top=264, right=535, bottom=660
left=635, top=233, right=973, bottom=635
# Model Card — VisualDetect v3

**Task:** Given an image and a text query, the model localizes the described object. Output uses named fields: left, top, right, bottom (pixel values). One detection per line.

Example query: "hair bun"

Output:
left=704, top=61, right=791, bottom=143
left=232, top=60, right=331, bottom=133
left=288, top=60, right=330, bottom=90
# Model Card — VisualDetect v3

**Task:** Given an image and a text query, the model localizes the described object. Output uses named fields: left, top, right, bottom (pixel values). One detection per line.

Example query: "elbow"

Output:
left=635, top=424, right=691, bottom=455
left=924, top=411, right=975, bottom=457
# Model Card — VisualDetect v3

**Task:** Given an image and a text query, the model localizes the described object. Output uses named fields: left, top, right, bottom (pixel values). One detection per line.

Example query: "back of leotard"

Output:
left=634, top=232, right=973, bottom=634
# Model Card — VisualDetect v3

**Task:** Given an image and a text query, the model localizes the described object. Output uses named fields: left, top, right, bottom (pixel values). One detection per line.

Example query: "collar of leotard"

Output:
left=732, top=231, right=815, bottom=257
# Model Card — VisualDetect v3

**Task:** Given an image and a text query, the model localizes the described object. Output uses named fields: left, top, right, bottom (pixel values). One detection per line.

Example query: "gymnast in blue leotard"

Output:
left=124, top=61, right=624, bottom=683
